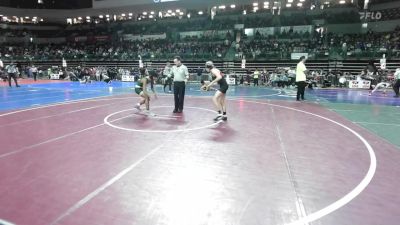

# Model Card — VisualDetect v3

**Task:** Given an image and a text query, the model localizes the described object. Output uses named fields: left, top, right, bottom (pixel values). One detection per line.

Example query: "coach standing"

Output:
left=171, top=56, right=189, bottom=113
left=296, top=56, right=308, bottom=101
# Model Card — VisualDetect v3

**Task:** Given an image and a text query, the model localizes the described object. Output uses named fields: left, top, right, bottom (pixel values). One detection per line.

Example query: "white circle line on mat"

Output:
left=239, top=99, right=376, bottom=225
left=104, top=106, right=222, bottom=133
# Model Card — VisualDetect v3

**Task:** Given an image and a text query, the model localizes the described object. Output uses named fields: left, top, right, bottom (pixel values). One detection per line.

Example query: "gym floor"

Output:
left=0, top=79, right=399, bottom=225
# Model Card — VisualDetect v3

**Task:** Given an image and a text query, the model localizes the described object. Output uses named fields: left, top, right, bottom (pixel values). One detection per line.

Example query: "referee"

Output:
left=170, top=56, right=189, bottom=113
left=5, top=62, right=20, bottom=88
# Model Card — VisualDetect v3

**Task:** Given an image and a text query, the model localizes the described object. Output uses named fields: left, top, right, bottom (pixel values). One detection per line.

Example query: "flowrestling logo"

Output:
left=360, top=11, right=382, bottom=20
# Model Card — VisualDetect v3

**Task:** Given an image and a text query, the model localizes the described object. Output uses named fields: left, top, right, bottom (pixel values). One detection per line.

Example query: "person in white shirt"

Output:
left=0, top=59, right=5, bottom=82
left=31, top=65, right=38, bottom=81
left=170, top=56, right=189, bottom=113
left=393, top=68, right=400, bottom=98
left=253, top=68, right=260, bottom=86
left=5, top=62, right=20, bottom=87
left=163, top=62, right=172, bottom=93
left=296, top=56, right=308, bottom=101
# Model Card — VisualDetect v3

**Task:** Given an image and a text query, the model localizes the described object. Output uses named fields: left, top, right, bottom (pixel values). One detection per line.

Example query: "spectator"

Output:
left=296, top=56, right=308, bottom=101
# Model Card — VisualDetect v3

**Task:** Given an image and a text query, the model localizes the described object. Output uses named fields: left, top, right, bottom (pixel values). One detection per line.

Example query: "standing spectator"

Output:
left=0, top=58, right=5, bottom=82
left=31, top=65, right=38, bottom=81
left=253, top=68, right=260, bottom=86
left=171, top=56, right=189, bottom=113
left=296, top=56, right=308, bottom=101
left=27, top=66, right=32, bottom=78
left=5, top=61, right=20, bottom=87
left=393, top=68, right=400, bottom=98
left=262, top=68, right=267, bottom=85
left=16, top=62, right=22, bottom=78
left=197, top=66, right=203, bottom=77
left=163, top=62, right=172, bottom=93
left=246, top=69, right=251, bottom=85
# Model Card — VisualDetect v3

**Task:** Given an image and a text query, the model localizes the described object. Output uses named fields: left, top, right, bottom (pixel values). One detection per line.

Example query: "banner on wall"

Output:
left=292, top=25, right=313, bottom=33
left=280, top=25, right=313, bottom=34
left=123, top=33, right=166, bottom=41
left=94, top=35, right=111, bottom=41
left=254, top=27, right=275, bottom=36
left=291, top=53, right=308, bottom=60
left=121, top=75, right=135, bottom=82
left=244, top=28, right=254, bottom=37
left=203, top=29, right=232, bottom=38
left=180, top=31, right=202, bottom=38
left=74, top=36, right=87, bottom=42
left=348, top=80, right=371, bottom=89
left=226, top=77, right=236, bottom=85
left=234, top=24, right=245, bottom=30
left=280, top=26, right=292, bottom=33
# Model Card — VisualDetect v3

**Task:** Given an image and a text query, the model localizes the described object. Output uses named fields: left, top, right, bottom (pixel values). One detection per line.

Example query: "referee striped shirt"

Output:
left=171, top=65, right=189, bottom=82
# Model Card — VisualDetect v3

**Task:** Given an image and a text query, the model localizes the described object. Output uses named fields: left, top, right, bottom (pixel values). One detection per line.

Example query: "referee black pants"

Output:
left=8, top=73, right=19, bottom=87
left=393, top=79, right=400, bottom=96
left=174, top=81, right=186, bottom=111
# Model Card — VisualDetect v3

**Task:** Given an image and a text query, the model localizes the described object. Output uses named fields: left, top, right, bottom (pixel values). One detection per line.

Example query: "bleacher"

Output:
left=10, top=59, right=400, bottom=78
